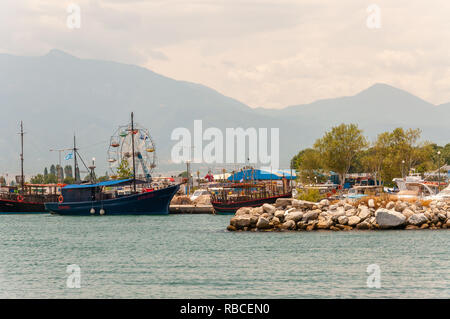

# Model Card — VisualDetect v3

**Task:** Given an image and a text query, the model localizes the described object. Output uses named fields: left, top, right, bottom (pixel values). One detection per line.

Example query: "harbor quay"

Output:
left=227, top=197, right=450, bottom=232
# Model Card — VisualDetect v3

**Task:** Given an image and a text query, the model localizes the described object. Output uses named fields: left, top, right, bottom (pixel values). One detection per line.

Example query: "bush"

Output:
left=296, top=188, right=322, bottom=202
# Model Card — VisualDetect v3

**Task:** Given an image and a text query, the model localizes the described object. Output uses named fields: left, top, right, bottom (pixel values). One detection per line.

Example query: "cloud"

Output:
left=2, top=0, right=450, bottom=107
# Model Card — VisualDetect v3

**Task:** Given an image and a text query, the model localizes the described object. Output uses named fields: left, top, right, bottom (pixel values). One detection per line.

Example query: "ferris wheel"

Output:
left=107, top=122, right=156, bottom=181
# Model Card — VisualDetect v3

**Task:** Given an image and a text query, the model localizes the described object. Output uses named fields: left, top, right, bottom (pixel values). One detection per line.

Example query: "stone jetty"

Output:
left=227, top=197, right=450, bottom=232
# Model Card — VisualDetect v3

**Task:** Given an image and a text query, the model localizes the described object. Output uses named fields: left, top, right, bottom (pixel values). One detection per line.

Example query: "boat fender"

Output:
left=90, top=208, right=95, bottom=214
left=100, top=209, right=105, bottom=215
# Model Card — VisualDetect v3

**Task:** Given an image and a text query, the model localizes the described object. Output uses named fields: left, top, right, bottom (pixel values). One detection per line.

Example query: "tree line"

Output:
left=291, top=124, right=449, bottom=186
left=29, top=164, right=109, bottom=184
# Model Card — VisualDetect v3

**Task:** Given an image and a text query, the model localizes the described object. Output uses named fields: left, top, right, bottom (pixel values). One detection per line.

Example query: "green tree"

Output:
left=44, top=167, right=48, bottom=177
left=97, top=175, right=110, bottom=182
left=360, top=131, right=391, bottom=185
left=44, top=174, right=57, bottom=184
left=117, top=159, right=133, bottom=179
left=178, top=171, right=189, bottom=178
left=292, top=148, right=326, bottom=184
left=30, top=174, right=45, bottom=184
left=314, top=123, right=368, bottom=186
left=64, top=165, right=73, bottom=178
left=63, top=176, right=75, bottom=184
left=378, top=128, right=431, bottom=183
left=0, top=176, right=7, bottom=186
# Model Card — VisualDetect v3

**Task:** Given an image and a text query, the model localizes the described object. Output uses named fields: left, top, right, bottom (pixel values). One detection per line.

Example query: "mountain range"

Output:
left=0, top=49, right=448, bottom=177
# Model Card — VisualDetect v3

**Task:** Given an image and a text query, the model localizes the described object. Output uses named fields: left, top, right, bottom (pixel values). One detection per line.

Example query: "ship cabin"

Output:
left=60, top=179, right=148, bottom=203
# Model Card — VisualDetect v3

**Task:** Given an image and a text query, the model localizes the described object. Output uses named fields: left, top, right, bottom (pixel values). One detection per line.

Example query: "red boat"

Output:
left=0, top=186, right=59, bottom=214
left=0, top=121, right=61, bottom=214
left=211, top=183, right=292, bottom=215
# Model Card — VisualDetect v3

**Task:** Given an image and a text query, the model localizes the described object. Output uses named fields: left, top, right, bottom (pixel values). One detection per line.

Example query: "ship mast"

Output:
left=73, top=135, right=80, bottom=183
left=131, top=112, right=137, bottom=193
left=19, top=121, right=25, bottom=193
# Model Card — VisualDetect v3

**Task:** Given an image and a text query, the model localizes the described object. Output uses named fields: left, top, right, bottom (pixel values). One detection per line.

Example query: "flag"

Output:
left=65, top=152, right=73, bottom=160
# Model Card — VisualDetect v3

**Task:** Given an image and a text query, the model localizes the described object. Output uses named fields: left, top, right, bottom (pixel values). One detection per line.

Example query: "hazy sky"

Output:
left=3, top=0, right=450, bottom=108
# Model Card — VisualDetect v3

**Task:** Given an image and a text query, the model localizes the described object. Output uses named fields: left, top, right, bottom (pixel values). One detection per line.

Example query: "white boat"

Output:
left=392, top=175, right=440, bottom=199
left=425, top=184, right=450, bottom=201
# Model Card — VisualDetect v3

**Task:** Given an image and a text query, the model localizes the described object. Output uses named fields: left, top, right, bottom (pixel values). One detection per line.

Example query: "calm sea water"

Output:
left=0, top=214, right=448, bottom=298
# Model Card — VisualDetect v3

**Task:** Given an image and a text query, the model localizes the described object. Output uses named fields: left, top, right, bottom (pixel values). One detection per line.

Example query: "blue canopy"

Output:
left=227, top=169, right=296, bottom=181
left=63, top=179, right=134, bottom=189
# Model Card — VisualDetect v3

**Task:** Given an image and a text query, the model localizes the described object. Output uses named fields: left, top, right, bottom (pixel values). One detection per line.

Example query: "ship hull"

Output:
left=0, top=199, right=47, bottom=214
left=212, top=193, right=292, bottom=215
left=45, top=184, right=180, bottom=216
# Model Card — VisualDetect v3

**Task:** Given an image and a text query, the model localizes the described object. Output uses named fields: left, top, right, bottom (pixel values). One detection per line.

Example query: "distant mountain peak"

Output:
left=45, top=49, right=76, bottom=59
left=361, top=82, right=404, bottom=94
left=354, top=82, right=432, bottom=105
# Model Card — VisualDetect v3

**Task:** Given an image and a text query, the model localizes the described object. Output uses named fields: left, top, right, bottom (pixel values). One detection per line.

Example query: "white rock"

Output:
left=402, top=208, right=414, bottom=219
left=348, top=216, right=361, bottom=226
left=234, top=216, right=252, bottom=228
left=395, top=201, right=407, bottom=212
left=285, top=211, right=304, bottom=223
left=275, top=198, right=293, bottom=208
left=235, top=207, right=251, bottom=216
left=302, top=210, right=319, bottom=222
left=251, top=206, right=263, bottom=215
left=338, top=215, right=348, bottom=225
left=344, top=203, right=353, bottom=211
left=358, top=206, right=370, bottom=220
left=407, top=213, right=428, bottom=226
left=375, top=208, right=406, bottom=228
left=386, top=201, right=395, bottom=210
left=330, top=207, right=345, bottom=217
left=262, top=203, right=276, bottom=215
left=319, top=199, right=330, bottom=206
left=281, top=220, right=296, bottom=230
left=274, top=210, right=285, bottom=219
left=329, top=204, right=338, bottom=211
left=368, top=199, right=375, bottom=208
left=256, top=216, right=271, bottom=229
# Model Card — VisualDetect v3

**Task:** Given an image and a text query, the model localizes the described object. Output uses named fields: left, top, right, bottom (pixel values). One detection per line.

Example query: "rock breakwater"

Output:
left=227, top=198, right=450, bottom=232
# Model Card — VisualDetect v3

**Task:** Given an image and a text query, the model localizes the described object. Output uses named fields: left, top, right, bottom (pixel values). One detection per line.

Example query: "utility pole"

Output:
left=73, top=135, right=79, bottom=183
left=19, top=121, right=25, bottom=193
left=89, top=157, right=96, bottom=183
left=401, top=160, right=405, bottom=179
left=437, top=150, right=441, bottom=191
left=131, top=112, right=137, bottom=193
left=186, top=161, right=191, bottom=195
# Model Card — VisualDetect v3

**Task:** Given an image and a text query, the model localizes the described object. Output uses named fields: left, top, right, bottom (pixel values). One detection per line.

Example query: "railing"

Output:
left=0, top=193, right=59, bottom=203
left=211, top=189, right=289, bottom=204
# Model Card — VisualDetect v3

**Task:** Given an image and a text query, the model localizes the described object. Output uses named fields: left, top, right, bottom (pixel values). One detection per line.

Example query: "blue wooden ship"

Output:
left=45, top=179, right=179, bottom=215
